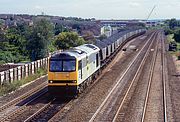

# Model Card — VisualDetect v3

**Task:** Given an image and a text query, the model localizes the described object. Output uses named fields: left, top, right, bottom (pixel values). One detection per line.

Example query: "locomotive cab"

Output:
left=48, top=53, right=78, bottom=96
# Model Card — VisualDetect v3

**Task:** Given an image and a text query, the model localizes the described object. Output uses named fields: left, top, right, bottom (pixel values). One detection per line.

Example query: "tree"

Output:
left=0, top=40, right=24, bottom=63
left=72, top=24, right=80, bottom=29
left=0, top=22, right=6, bottom=42
left=169, top=18, right=178, bottom=29
left=54, top=24, right=69, bottom=35
left=0, top=25, right=30, bottom=63
left=164, top=28, right=174, bottom=35
left=26, top=19, right=53, bottom=61
left=174, top=29, right=180, bottom=43
left=54, top=32, right=86, bottom=50
left=6, top=27, right=27, bottom=54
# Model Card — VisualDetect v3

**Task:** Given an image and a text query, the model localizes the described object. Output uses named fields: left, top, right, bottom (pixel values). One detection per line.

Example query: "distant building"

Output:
left=100, top=20, right=127, bottom=27
left=101, top=25, right=112, bottom=37
left=24, top=19, right=33, bottom=26
left=142, top=20, right=164, bottom=27
left=0, top=14, right=8, bottom=19
left=146, top=21, right=157, bottom=27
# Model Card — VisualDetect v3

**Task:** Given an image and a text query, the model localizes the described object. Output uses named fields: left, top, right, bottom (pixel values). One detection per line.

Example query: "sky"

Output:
left=0, top=0, right=180, bottom=20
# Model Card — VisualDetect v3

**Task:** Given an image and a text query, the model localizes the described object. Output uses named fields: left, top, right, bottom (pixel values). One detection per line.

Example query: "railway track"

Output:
left=140, top=31, right=168, bottom=122
left=0, top=81, right=47, bottom=113
left=88, top=31, right=158, bottom=122
left=23, top=98, right=71, bottom=122
left=141, top=31, right=168, bottom=122
left=0, top=82, right=47, bottom=122
left=24, top=98, right=56, bottom=122
left=162, top=32, right=168, bottom=122
left=140, top=32, right=160, bottom=122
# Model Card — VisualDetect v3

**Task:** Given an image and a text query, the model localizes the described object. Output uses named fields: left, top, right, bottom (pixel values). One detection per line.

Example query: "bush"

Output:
left=174, top=29, right=180, bottom=43
left=164, top=28, right=174, bottom=35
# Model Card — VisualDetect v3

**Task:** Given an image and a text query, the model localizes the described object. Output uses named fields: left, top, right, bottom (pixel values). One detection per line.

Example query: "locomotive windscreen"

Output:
left=50, top=59, right=76, bottom=72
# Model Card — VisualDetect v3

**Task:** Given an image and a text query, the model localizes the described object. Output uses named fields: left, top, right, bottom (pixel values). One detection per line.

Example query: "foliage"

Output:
left=72, top=24, right=81, bottom=30
left=0, top=22, right=6, bottom=42
left=0, top=19, right=56, bottom=63
left=167, top=34, right=180, bottom=60
left=48, top=40, right=57, bottom=53
left=164, top=28, right=174, bottom=35
left=0, top=60, right=6, bottom=65
left=54, top=32, right=86, bottom=50
left=26, top=19, right=54, bottom=61
left=54, top=24, right=69, bottom=35
left=0, top=18, right=93, bottom=63
left=174, top=29, right=180, bottom=43
left=0, top=25, right=29, bottom=63
left=168, top=18, right=180, bottom=29
left=164, top=19, right=180, bottom=44
left=6, top=27, right=28, bottom=56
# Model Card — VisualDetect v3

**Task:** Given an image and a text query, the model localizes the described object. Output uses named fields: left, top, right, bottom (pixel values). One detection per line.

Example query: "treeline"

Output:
left=164, top=18, right=180, bottom=43
left=0, top=19, right=86, bottom=64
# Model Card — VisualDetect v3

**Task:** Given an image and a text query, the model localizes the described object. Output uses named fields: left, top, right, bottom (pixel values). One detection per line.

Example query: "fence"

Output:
left=0, top=58, right=48, bottom=85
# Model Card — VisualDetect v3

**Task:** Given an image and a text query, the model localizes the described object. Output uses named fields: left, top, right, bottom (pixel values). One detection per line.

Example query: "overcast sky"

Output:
left=0, top=0, right=179, bottom=19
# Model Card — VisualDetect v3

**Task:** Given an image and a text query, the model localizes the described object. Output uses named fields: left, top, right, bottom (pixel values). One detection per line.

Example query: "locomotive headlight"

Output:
left=72, top=80, right=77, bottom=83
left=49, top=81, right=53, bottom=83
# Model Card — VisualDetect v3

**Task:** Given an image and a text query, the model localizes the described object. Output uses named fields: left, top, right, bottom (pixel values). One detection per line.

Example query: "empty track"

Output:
left=141, top=31, right=168, bottom=122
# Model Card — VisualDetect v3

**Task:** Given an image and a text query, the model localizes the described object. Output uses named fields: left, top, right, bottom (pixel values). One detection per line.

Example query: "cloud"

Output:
left=35, top=5, right=43, bottom=9
left=129, top=2, right=141, bottom=7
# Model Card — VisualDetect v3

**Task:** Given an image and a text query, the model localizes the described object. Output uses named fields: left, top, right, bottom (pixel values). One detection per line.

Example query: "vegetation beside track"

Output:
left=164, top=19, right=180, bottom=59
left=0, top=68, right=47, bottom=96
left=167, top=34, right=180, bottom=58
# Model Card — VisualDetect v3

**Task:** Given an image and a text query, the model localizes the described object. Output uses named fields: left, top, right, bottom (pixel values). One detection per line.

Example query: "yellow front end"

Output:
left=48, top=71, right=78, bottom=86
left=48, top=59, right=79, bottom=96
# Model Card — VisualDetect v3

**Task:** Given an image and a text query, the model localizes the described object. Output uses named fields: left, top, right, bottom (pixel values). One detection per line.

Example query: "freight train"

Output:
left=48, top=29, right=146, bottom=96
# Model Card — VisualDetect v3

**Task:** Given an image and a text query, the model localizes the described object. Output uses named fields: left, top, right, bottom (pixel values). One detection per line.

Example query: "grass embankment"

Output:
left=0, top=68, right=47, bottom=96
left=0, top=61, right=5, bottom=65
left=167, top=34, right=180, bottom=56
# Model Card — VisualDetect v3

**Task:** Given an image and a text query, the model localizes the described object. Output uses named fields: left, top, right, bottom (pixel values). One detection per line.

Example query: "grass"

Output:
left=0, top=61, right=6, bottom=65
left=0, top=68, right=47, bottom=96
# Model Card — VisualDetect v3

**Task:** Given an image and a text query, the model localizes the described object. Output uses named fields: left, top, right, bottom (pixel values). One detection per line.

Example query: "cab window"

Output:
left=50, top=60, right=62, bottom=72
left=63, top=60, right=76, bottom=71
left=50, top=59, right=76, bottom=72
